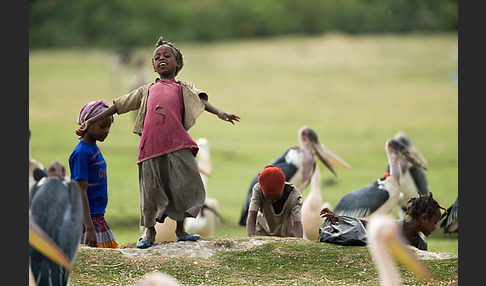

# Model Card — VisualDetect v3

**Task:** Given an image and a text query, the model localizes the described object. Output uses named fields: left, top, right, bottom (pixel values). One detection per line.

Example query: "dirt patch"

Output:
left=80, top=236, right=456, bottom=261
left=81, top=237, right=269, bottom=259
left=406, top=245, right=458, bottom=260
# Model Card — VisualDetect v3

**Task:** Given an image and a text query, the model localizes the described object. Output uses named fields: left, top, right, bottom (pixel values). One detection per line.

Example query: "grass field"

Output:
left=29, top=33, right=458, bottom=256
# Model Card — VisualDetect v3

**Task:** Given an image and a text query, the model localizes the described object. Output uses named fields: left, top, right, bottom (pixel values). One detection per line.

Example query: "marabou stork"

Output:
left=392, top=132, right=429, bottom=219
left=196, top=137, right=212, bottom=188
left=301, top=164, right=332, bottom=240
left=367, top=214, right=434, bottom=285
left=239, top=126, right=352, bottom=226
left=333, top=139, right=427, bottom=219
left=29, top=177, right=83, bottom=286
left=29, top=211, right=74, bottom=286
left=440, top=196, right=458, bottom=234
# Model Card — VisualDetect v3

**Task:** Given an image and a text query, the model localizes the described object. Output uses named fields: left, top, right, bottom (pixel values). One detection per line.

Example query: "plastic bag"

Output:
left=319, top=215, right=367, bottom=246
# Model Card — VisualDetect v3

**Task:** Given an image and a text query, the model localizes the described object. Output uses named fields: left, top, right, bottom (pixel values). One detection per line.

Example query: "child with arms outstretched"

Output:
left=76, top=36, right=240, bottom=248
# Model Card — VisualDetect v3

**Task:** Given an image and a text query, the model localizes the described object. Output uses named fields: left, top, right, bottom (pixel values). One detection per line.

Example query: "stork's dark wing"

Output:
left=440, top=196, right=458, bottom=233
left=269, top=147, right=300, bottom=181
left=409, top=165, right=428, bottom=195
left=333, top=180, right=389, bottom=218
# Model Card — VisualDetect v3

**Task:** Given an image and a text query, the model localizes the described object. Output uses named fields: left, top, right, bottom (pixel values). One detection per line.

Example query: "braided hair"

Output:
left=151, top=36, right=184, bottom=75
left=406, top=192, right=447, bottom=220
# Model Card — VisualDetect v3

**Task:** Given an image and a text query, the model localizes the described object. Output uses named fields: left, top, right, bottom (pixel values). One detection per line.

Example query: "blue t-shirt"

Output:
left=69, top=140, right=108, bottom=216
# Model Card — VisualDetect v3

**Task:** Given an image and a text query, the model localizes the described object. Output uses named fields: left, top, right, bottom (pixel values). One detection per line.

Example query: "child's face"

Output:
left=152, top=46, right=181, bottom=79
left=87, top=117, right=112, bottom=142
left=419, top=209, right=442, bottom=236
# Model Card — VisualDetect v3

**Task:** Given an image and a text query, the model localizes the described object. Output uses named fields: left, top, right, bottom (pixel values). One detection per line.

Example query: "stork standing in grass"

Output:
left=239, top=126, right=352, bottom=225
left=301, top=164, right=332, bottom=240
left=392, top=132, right=429, bottom=220
left=333, top=138, right=427, bottom=219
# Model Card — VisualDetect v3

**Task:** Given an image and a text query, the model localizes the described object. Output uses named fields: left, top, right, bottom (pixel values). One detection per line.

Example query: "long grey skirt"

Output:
left=138, top=148, right=205, bottom=227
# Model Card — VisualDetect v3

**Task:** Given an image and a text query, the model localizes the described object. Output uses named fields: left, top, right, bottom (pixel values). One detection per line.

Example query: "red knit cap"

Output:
left=258, top=165, right=285, bottom=194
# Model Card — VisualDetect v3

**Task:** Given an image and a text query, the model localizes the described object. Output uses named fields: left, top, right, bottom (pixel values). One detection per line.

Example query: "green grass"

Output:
left=29, top=32, right=458, bottom=261
left=69, top=237, right=458, bottom=285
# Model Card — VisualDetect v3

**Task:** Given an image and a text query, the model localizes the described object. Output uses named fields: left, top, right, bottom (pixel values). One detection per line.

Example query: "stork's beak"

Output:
left=311, top=142, right=352, bottom=177
left=388, top=139, right=427, bottom=170
left=199, top=167, right=212, bottom=178
left=29, top=212, right=73, bottom=271
left=386, top=232, right=434, bottom=282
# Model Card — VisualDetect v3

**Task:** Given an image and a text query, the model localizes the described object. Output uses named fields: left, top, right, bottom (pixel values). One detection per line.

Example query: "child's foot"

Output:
left=137, top=227, right=156, bottom=249
left=176, top=231, right=201, bottom=242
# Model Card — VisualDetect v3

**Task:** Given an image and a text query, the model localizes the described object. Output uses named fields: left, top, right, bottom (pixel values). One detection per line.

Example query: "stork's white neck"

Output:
left=367, top=216, right=402, bottom=286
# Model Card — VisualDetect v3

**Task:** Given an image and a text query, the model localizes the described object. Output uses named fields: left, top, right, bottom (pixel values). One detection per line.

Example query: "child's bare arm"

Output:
left=293, top=221, right=304, bottom=238
left=76, top=180, right=98, bottom=247
left=246, top=210, right=258, bottom=237
left=75, top=105, right=118, bottom=138
left=201, top=99, right=240, bottom=125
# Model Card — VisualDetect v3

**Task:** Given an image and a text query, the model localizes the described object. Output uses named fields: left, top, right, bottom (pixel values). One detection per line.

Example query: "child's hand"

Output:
left=320, top=207, right=335, bottom=218
left=218, top=111, right=240, bottom=125
left=75, top=121, right=90, bottom=139
left=85, top=227, right=98, bottom=247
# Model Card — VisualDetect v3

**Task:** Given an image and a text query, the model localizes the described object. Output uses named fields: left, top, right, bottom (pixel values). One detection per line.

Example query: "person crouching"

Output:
left=246, top=165, right=304, bottom=238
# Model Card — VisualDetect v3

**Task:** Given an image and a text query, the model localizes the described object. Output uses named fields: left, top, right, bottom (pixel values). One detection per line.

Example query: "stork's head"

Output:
left=394, top=132, right=428, bottom=168
left=298, top=126, right=352, bottom=177
left=387, top=139, right=427, bottom=171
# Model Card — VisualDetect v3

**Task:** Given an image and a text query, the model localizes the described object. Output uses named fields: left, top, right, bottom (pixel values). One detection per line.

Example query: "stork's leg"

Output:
left=397, top=207, right=404, bottom=220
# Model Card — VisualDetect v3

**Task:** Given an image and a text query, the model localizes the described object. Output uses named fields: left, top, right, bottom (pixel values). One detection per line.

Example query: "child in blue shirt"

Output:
left=69, top=100, right=118, bottom=248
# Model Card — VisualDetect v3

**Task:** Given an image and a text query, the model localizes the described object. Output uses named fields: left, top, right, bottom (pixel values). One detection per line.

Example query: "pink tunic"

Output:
left=138, top=79, right=198, bottom=163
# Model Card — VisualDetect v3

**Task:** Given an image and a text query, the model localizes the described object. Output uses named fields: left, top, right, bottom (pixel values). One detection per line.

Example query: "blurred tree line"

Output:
left=29, top=0, right=457, bottom=49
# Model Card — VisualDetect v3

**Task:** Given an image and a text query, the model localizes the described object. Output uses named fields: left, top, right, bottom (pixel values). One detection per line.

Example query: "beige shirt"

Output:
left=249, top=182, right=303, bottom=237
left=113, top=80, right=208, bottom=136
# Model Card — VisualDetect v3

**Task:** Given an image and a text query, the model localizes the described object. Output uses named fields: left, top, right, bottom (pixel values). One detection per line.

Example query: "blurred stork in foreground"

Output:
left=392, top=132, right=429, bottom=220
left=440, top=196, right=458, bottom=234
left=333, top=139, right=427, bottom=219
left=367, top=214, right=434, bottom=286
left=29, top=212, right=74, bottom=286
left=29, top=177, right=83, bottom=285
left=301, top=165, right=332, bottom=240
left=239, top=126, right=352, bottom=225
left=135, top=272, right=179, bottom=286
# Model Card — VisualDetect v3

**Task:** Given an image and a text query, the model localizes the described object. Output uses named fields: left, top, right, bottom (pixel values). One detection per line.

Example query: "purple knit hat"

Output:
left=76, top=100, right=114, bottom=125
